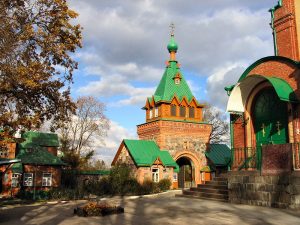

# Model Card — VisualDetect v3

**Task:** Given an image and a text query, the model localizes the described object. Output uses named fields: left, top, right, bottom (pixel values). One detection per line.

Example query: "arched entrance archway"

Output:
left=252, top=87, right=289, bottom=147
left=176, top=157, right=194, bottom=188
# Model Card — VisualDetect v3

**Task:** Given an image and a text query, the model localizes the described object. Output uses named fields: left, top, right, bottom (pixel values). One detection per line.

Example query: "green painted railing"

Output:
left=231, top=147, right=260, bottom=171
left=232, top=144, right=300, bottom=171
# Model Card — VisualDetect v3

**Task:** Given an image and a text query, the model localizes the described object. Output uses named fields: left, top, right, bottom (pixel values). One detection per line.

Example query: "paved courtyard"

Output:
left=0, top=193, right=299, bottom=225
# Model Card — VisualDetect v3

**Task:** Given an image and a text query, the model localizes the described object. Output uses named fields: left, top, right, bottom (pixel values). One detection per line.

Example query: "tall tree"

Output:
left=58, top=96, right=110, bottom=169
left=0, top=0, right=82, bottom=133
left=203, top=104, right=230, bottom=144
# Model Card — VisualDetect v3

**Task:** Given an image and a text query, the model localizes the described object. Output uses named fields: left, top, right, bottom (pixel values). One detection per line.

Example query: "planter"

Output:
left=74, top=202, right=124, bottom=217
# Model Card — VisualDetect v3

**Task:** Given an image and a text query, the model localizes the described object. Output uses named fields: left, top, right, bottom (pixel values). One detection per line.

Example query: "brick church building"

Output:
left=112, top=32, right=218, bottom=189
left=226, top=0, right=300, bottom=208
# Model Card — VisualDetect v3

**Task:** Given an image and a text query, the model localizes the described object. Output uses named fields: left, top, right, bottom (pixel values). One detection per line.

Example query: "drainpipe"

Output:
left=269, top=0, right=283, bottom=56
left=229, top=115, right=234, bottom=171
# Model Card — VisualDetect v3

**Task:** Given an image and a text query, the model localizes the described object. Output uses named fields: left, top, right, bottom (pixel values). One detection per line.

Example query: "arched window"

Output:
left=171, top=105, right=177, bottom=116
left=189, top=107, right=195, bottom=118
left=180, top=106, right=186, bottom=117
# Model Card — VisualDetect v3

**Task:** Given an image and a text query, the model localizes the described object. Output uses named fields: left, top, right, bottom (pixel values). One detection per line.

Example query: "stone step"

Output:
left=197, top=184, right=228, bottom=190
left=175, top=194, right=229, bottom=203
left=182, top=190, right=228, bottom=200
left=204, top=180, right=228, bottom=186
left=213, top=177, right=228, bottom=182
left=190, top=187, right=228, bottom=195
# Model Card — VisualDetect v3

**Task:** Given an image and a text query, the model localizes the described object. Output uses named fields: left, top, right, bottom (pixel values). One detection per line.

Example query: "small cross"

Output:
left=261, top=123, right=266, bottom=137
left=276, top=121, right=281, bottom=135
left=169, top=22, right=175, bottom=36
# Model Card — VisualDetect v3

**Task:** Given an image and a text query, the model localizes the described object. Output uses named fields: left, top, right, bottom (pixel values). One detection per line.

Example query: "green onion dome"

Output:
left=167, top=35, right=178, bottom=52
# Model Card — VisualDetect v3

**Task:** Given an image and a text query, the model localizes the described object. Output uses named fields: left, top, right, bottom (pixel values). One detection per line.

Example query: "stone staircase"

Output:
left=176, top=176, right=228, bottom=202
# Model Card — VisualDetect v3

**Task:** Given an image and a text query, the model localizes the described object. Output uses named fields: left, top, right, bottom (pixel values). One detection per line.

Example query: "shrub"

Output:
left=17, top=190, right=49, bottom=200
left=158, top=178, right=171, bottom=192
left=139, top=179, right=159, bottom=195
left=48, top=188, right=85, bottom=200
left=121, top=178, right=140, bottom=195
left=109, top=164, right=133, bottom=195
left=84, top=177, right=112, bottom=196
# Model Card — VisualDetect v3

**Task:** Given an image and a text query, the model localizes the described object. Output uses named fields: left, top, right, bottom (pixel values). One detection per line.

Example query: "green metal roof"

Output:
left=238, top=56, right=300, bottom=83
left=266, top=76, right=298, bottom=102
left=20, top=131, right=59, bottom=148
left=11, top=162, right=23, bottom=173
left=0, top=158, right=20, bottom=165
left=16, top=147, right=66, bottom=166
left=77, top=170, right=110, bottom=175
left=205, top=144, right=231, bottom=166
left=153, top=61, right=194, bottom=103
left=123, top=139, right=178, bottom=169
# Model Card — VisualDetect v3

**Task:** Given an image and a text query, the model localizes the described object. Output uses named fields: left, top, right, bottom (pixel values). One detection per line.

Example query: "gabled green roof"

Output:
left=153, top=61, right=194, bottom=103
left=0, top=158, right=20, bottom=165
left=123, top=139, right=178, bottom=169
left=77, top=170, right=110, bottom=175
left=20, top=131, right=59, bottom=148
left=11, top=162, right=23, bottom=173
left=16, top=147, right=66, bottom=166
left=205, top=144, right=231, bottom=166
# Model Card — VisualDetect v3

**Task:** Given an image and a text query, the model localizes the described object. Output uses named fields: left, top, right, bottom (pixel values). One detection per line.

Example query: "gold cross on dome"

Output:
left=276, top=121, right=281, bottom=135
left=261, top=123, right=266, bottom=137
left=169, top=22, right=175, bottom=36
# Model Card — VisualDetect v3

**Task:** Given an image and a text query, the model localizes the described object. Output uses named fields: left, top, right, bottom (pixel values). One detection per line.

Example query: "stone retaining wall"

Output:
left=228, top=171, right=300, bottom=209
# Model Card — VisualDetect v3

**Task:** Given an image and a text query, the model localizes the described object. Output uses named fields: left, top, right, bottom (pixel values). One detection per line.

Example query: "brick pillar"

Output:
left=273, top=0, right=300, bottom=61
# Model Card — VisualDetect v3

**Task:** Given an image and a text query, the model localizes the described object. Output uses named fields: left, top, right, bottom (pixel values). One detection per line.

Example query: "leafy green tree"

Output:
left=0, top=0, right=82, bottom=132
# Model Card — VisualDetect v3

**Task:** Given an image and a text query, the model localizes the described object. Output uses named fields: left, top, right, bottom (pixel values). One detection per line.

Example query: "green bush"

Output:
left=121, top=178, right=140, bottom=195
left=109, top=164, right=133, bottom=195
left=139, top=179, right=159, bottom=195
left=17, top=190, right=49, bottom=200
left=158, top=178, right=171, bottom=192
left=48, top=188, right=85, bottom=200
left=84, top=177, right=112, bottom=196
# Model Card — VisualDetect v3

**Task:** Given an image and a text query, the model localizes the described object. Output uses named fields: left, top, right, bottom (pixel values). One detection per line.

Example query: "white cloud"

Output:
left=93, top=120, right=137, bottom=165
left=78, top=74, right=155, bottom=106
left=206, top=64, right=246, bottom=110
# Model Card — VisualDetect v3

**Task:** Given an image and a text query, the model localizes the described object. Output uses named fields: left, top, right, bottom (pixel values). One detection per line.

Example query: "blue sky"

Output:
left=67, top=0, right=277, bottom=163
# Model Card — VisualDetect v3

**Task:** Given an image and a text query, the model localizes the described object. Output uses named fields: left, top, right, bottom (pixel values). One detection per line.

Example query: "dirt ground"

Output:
left=0, top=193, right=299, bottom=225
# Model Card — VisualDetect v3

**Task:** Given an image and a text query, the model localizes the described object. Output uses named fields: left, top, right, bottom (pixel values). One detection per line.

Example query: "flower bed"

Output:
left=74, top=201, right=124, bottom=217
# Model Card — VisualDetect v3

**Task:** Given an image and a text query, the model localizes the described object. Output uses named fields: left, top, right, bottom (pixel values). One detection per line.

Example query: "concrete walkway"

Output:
left=0, top=193, right=299, bottom=225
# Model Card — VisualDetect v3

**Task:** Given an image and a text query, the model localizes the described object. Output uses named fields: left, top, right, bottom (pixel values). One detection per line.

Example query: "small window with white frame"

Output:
left=23, top=173, right=33, bottom=186
left=173, top=173, right=178, bottom=182
left=42, top=173, right=52, bottom=186
left=11, top=173, right=20, bottom=187
left=149, top=109, right=153, bottom=119
left=152, top=168, right=159, bottom=183
left=154, top=107, right=158, bottom=117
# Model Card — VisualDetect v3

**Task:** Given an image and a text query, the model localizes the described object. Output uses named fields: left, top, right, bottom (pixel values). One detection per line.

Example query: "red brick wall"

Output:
left=261, top=144, right=293, bottom=175
left=274, top=0, right=300, bottom=61
left=248, top=61, right=299, bottom=96
left=233, top=117, right=246, bottom=148
left=137, top=120, right=211, bottom=150
left=23, top=165, right=61, bottom=188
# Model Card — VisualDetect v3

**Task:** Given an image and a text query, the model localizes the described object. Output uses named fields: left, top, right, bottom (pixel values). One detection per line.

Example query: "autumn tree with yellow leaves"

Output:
left=0, top=0, right=82, bottom=135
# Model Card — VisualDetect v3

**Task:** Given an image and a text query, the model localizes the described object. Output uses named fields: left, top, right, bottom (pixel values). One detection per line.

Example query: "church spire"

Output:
left=167, top=23, right=178, bottom=61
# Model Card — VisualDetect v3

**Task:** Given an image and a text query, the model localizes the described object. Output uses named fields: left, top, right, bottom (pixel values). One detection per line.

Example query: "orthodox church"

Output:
left=226, top=0, right=300, bottom=208
left=112, top=30, right=230, bottom=189
left=226, top=0, right=300, bottom=171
